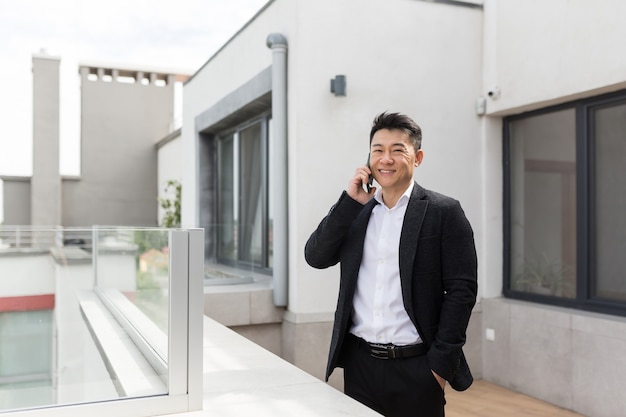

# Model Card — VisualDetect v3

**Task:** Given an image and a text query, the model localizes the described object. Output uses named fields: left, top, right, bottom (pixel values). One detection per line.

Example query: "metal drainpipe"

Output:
left=266, top=33, right=288, bottom=307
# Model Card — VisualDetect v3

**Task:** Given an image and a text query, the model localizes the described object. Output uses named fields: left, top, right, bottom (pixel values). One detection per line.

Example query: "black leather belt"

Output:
left=350, top=333, right=427, bottom=359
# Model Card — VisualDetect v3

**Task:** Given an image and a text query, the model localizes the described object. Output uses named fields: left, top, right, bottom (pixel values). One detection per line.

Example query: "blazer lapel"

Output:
left=399, top=183, right=428, bottom=322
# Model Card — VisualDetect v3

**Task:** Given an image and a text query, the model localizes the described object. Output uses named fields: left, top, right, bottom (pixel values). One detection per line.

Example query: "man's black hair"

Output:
left=370, top=112, right=422, bottom=150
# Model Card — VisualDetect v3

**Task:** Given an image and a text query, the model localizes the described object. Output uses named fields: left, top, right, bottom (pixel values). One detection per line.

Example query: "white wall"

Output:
left=483, top=0, right=626, bottom=115
left=291, top=0, right=484, bottom=316
left=0, top=255, right=54, bottom=296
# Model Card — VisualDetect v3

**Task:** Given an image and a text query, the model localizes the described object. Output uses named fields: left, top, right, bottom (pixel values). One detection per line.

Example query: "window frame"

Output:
left=215, top=112, right=272, bottom=274
left=503, top=88, right=626, bottom=317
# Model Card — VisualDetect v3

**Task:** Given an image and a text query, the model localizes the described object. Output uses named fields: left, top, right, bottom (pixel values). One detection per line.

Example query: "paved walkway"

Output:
left=446, top=380, right=585, bottom=417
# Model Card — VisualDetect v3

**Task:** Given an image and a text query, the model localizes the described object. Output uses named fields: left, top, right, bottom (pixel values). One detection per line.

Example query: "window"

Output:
left=217, top=115, right=273, bottom=272
left=0, top=310, right=53, bottom=409
left=504, top=89, right=626, bottom=316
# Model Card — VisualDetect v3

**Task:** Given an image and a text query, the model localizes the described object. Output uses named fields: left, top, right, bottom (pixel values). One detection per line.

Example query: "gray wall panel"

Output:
left=1, top=178, right=31, bottom=225
left=62, top=69, right=174, bottom=227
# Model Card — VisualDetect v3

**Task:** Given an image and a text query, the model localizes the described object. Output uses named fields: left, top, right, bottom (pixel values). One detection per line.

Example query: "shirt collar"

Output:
left=374, top=181, right=414, bottom=209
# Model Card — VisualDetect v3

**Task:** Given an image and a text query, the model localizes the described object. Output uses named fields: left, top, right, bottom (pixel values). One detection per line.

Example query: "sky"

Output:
left=0, top=0, right=269, bottom=179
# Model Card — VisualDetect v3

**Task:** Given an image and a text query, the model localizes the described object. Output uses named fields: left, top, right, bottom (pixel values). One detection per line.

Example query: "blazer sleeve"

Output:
left=427, top=200, right=478, bottom=384
left=304, top=191, right=365, bottom=269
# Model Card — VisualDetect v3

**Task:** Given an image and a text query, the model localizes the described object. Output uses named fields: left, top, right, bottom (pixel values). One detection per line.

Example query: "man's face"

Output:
left=369, top=128, right=423, bottom=193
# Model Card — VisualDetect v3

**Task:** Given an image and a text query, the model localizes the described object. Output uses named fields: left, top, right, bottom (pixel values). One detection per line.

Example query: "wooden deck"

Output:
left=446, top=380, right=585, bottom=417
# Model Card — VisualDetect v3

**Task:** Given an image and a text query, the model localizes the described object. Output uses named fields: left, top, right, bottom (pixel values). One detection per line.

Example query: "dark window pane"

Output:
left=239, top=122, right=263, bottom=264
left=594, top=102, right=626, bottom=301
left=267, top=118, right=274, bottom=268
left=509, top=109, right=577, bottom=298
left=218, top=134, right=237, bottom=262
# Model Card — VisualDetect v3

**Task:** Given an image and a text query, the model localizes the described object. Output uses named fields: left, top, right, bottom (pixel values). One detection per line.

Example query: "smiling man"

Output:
left=305, top=112, right=478, bottom=417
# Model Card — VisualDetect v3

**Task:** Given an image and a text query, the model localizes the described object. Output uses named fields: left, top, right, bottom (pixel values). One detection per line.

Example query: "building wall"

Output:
left=483, top=0, right=626, bottom=116
left=478, top=1, right=626, bottom=416
left=0, top=254, right=54, bottom=297
left=62, top=67, right=175, bottom=227
left=477, top=0, right=626, bottom=303
left=0, top=177, right=31, bottom=226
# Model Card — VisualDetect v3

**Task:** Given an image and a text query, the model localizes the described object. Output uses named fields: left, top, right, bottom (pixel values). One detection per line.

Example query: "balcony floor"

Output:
left=447, top=380, right=585, bottom=417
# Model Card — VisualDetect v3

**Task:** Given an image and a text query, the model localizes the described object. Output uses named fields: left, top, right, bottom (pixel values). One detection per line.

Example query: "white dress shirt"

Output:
left=350, top=182, right=422, bottom=346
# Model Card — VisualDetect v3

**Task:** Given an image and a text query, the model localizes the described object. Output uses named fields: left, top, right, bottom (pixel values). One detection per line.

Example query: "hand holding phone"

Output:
left=346, top=154, right=375, bottom=203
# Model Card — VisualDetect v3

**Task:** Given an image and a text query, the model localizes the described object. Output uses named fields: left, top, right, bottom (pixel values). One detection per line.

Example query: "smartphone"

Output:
left=366, top=153, right=373, bottom=193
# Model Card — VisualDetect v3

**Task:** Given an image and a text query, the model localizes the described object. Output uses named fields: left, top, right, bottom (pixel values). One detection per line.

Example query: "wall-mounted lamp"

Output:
left=330, top=75, right=346, bottom=96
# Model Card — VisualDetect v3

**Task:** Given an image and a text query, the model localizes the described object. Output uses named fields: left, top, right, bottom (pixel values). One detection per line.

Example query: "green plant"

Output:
left=158, top=180, right=181, bottom=228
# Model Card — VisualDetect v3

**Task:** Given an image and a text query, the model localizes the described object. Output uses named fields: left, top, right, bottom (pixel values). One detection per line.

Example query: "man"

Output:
left=305, top=112, right=477, bottom=417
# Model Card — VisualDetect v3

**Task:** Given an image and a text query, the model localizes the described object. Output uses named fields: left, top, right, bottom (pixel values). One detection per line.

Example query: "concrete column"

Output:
left=31, top=53, right=61, bottom=226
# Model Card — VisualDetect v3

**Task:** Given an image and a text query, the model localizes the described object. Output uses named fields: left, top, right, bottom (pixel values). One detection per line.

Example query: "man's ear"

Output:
left=415, top=149, right=424, bottom=166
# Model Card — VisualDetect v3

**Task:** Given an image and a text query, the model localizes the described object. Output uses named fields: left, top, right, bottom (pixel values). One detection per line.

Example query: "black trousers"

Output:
left=342, top=333, right=445, bottom=417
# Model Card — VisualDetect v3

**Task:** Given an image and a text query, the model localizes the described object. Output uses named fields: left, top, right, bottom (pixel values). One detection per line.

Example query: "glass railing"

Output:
left=0, top=226, right=203, bottom=416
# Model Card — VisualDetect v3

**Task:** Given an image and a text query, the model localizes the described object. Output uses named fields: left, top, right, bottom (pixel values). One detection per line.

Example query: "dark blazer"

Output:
left=305, top=182, right=478, bottom=391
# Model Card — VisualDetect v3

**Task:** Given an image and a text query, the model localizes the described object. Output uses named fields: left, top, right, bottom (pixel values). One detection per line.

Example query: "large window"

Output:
left=217, top=115, right=273, bottom=272
left=504, top=90, right=626, bottom=315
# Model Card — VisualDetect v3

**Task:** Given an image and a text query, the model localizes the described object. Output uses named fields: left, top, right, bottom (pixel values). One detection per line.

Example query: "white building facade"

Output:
left=181, top=1, right=626, bottom=416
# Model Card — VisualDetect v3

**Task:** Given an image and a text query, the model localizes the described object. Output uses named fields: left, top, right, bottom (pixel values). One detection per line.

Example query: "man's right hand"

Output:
left=346, top=165, right=376, bottom=204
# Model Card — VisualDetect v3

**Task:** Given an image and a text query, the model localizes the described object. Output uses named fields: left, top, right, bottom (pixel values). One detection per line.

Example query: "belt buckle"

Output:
left=387, top=345, right=399, bottom=359
left=369, top=343, right=395, bottom=359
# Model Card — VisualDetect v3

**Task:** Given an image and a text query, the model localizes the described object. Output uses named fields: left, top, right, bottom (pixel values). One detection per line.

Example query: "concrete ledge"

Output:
left=76, top=290, right=167, bottom=398
left=0, top=248, right=49, bottom=257
left=50, top=246, right=91, bottom=265
left=161, top=316, right=381, bottom=417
